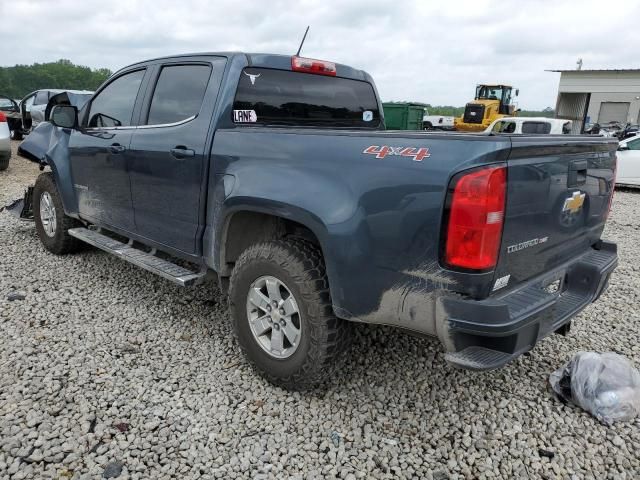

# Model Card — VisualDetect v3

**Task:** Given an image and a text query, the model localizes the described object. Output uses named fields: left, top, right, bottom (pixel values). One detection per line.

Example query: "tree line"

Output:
left=0, top=59, right=112, bottom=99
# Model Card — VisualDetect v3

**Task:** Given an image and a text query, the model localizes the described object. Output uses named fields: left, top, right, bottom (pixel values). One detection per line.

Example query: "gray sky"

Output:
left=2, top=0, right=639, bottom=109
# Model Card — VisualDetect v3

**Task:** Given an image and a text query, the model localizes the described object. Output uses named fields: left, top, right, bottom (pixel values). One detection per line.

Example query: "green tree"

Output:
left=0, top=59, right=111, bottom=99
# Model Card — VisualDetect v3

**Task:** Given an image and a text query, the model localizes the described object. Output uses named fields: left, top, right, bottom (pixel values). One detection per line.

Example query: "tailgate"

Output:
left=492, top=136, right=617, bottom=291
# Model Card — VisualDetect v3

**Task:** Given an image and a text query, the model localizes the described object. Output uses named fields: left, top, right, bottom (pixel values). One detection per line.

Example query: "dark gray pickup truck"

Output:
left=18, top=52, right=618, bottom=389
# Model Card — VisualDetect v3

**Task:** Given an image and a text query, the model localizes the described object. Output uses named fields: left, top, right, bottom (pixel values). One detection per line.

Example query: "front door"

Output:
left=69, top=69, right=147, bottom=232
left=128, top=59, right=224, bottom=254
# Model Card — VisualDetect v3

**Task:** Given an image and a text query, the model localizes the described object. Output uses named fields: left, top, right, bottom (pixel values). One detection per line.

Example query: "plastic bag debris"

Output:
left=549, top=352, right=640, bottom=425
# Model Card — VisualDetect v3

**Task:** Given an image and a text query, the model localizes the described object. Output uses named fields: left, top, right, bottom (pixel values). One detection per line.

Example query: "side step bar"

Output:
left=68, top=228, right=206, bottom=287
left=444, top=346, right=516, bottom=370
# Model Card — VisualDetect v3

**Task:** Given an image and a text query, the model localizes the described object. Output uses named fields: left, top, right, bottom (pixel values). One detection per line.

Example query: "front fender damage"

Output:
left=16, top=122, right=77, bottom=216
left=18, top=122, right=71, bottom=168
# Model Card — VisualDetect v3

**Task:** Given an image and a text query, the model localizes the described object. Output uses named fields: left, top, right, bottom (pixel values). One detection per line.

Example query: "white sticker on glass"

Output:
left=233, top=110, right=257, bottom=123
left=363, top=110, right=373, bottom=122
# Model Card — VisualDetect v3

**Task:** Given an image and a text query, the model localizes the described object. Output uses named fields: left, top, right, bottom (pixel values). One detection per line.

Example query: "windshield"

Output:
left=233, top=68, right=381, bottom=128
left=476, top=85, right=504, bottom=101
left=476, top=85, right=512, bottom=105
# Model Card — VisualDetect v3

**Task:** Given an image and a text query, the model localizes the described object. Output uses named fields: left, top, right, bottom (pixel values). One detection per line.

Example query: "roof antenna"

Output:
left=295, top=26, right=310, bottom=57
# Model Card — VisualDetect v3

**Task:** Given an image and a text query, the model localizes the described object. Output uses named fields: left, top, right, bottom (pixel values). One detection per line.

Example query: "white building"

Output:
left=548, top=69, right=640, bottom=133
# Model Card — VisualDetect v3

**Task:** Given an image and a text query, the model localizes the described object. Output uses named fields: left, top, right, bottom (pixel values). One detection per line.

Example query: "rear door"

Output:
left=492, top=136, right=617, bottom=290
left=128, top=57, right=226, bottom=254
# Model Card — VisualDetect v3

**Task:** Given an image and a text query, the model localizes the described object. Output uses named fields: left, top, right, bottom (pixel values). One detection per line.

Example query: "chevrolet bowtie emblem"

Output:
left=563, top=191, right=585, bottom=214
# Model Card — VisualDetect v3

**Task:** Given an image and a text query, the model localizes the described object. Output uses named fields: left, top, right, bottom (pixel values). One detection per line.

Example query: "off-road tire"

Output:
left=229, top=238, right=352, bottom=390
left=33, top=172, right=83, bottom=254
left=0, top=155, right=9, bottom=171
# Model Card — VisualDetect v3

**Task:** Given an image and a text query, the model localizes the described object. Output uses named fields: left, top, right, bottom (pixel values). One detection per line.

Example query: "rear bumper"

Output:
left=439, top=241, right=617, bottom=370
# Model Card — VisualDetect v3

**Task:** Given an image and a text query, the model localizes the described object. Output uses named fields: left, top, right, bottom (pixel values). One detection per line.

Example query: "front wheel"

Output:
left=229, top=238, right=352, bottom=390
left=33, top=173, right=83, bottom=254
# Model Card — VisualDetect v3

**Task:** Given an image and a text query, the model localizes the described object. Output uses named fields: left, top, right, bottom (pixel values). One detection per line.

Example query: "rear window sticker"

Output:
left=243, top=71, right=261, bottom=85
left=234, top=110, right=257, bottom=123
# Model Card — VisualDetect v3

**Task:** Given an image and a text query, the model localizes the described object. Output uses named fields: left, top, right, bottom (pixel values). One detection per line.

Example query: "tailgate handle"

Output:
left=568, top=160, right=588, bottom=187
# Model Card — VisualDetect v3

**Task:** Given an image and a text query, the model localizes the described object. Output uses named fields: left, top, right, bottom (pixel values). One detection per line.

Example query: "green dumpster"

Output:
left=382, top=103, right=427, bottom=130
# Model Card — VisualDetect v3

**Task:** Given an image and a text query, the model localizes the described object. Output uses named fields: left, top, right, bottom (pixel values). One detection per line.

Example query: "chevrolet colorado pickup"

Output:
left=18, top=52, right=618, bottom=389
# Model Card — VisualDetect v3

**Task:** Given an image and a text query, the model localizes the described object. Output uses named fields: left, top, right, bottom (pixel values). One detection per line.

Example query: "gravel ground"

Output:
left=1, top=140, right=639, bottom=480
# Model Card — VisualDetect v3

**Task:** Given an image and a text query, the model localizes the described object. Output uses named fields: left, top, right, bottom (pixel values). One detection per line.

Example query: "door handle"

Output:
left=110, top=143, right=126, bottom=154
left=170, top=146, right=195, bottom=159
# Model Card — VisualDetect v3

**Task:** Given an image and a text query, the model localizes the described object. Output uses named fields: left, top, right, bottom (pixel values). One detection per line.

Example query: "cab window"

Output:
left=146, top=64, right=211, bottom=125
left=34, top=91, right=50, bottom=105
left=492, top=121, right=515, bottom=133
left=522, top=121, right=551, bottom=134
left=87, top=70, right=145, bottom=128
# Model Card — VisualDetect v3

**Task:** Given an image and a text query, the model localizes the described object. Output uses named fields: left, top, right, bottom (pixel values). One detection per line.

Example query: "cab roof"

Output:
left=118, top=52, right=372, bottom=82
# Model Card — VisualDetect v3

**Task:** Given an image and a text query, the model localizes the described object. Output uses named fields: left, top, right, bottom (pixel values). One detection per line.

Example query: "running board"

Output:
left=444, top=346, right=516, bottom=371
left=68, top=228, right=206, bottom=287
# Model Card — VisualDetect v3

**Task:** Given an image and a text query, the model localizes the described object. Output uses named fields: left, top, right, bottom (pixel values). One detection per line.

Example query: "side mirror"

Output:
left=515, top=89, right=519, bottom=96
left=618, top=145, right=629, bottom=151
left=50, top=105, right=78, bottom=129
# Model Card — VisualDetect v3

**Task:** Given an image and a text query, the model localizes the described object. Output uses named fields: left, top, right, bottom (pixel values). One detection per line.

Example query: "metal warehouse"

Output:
left=549, top=68, right=640, bottom=133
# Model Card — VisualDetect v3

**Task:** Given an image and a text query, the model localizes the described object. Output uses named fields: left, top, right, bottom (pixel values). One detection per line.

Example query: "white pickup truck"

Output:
left=422, top=110, right=455, bottom=130
left=485, top=117, right=572, bottom=135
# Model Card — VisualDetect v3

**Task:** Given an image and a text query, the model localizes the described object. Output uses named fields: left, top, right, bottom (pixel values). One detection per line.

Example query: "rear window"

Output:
left=233, top=68, right=380, bottom=128
left=522, top=121, right=551, bottom=134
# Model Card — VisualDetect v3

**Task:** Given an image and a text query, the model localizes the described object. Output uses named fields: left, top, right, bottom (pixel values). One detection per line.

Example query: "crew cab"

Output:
left=18, top=52, right=618, bottom=389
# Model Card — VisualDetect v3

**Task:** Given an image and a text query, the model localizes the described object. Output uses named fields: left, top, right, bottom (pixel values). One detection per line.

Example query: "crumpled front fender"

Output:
left=17, top=122, right=78, bottom=217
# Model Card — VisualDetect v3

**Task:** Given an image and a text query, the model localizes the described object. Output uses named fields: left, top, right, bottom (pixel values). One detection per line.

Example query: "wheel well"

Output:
left=222, top=211, right=321, bottom=273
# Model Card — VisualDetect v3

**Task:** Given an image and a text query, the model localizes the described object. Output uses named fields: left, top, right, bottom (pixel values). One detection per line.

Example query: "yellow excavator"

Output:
left=454, top=84, right=519, bottom=132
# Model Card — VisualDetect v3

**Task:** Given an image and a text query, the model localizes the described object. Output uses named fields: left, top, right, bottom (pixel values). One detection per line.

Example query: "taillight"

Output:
left=291, top=56, right=336, bottom=76
left=0, top=112, right=6, bottom=122
left=444, top=165, right=507, bottom=270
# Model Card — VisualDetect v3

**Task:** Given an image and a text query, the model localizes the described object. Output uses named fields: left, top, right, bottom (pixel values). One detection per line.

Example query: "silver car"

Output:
left=0, top=109, right=10, bottom=171
left=20, top=89, right=93, bottom=134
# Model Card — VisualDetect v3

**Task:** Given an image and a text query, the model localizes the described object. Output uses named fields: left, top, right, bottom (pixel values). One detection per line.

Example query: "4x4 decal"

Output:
left=363, top=145, right=431, bottom=162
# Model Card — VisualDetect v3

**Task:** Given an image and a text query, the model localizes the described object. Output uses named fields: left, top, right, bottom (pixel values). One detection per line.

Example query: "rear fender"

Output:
left=17, top=122, right=79, bottom=217
left=204, top=165, right=357, bottom=306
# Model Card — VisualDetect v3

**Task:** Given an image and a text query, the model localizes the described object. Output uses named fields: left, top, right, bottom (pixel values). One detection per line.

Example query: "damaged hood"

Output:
left=18, top=121, right=71, bottom=166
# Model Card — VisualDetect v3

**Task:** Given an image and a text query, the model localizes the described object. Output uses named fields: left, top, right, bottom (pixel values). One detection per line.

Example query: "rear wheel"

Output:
left=229, top=238, right=352, bottom=390
left=33, top=173, right=83, bottom=254
left=0, top=155, right=9, bottom=171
